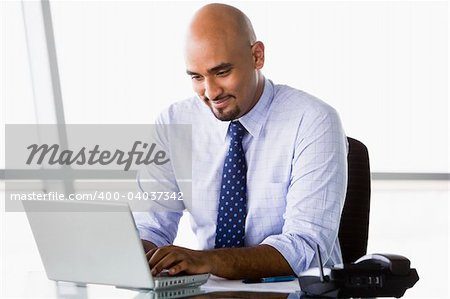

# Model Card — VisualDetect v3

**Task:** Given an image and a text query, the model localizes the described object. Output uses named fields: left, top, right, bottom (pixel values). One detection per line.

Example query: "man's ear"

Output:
left=252, top=41, right=265, bottom=69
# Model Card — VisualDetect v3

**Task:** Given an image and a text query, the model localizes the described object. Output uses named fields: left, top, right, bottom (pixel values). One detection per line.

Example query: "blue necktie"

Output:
left=215, top=121, right=248, bottom=248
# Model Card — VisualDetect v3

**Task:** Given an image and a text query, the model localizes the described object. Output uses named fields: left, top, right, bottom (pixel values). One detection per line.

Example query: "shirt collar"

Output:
left=238, top=78, right=274, bottom=138
left=209, top=78, right=274, bottom=141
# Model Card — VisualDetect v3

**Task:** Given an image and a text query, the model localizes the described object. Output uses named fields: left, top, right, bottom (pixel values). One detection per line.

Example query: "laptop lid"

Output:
left=23, top=200, right=155, bottom=289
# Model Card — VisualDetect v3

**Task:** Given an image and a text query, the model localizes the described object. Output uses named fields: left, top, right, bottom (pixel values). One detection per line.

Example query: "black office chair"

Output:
left=338, top=137, right=371, bottom=264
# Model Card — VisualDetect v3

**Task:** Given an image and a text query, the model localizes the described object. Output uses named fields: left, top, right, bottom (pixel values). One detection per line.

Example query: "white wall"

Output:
left=2, top=1, right=449, bottom=173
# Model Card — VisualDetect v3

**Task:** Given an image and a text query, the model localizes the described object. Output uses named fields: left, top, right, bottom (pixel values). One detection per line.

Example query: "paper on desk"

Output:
left=201, top=275, right=300, bottom=293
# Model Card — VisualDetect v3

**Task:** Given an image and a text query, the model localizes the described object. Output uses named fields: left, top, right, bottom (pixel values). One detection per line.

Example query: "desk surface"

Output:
left=5, top=270, right=300, bottom=299
left=5, top=270, right=422, bottom=299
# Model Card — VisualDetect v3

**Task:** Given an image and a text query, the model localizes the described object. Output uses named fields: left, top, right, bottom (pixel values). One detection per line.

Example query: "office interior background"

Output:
left=1, top=0, right=448, bottom=298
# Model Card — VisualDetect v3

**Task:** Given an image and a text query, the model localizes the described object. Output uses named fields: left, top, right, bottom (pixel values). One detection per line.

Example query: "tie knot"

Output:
left=229, top=121, right=247, bottom=141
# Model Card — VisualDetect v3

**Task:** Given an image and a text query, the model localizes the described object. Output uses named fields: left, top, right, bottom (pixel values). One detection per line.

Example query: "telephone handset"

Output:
left=298, top=248, right=419, bottom=298
left=354, top=253, right=412, bottom=276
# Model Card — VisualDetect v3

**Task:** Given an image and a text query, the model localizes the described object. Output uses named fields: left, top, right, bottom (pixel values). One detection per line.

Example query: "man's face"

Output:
left=185, top=38, right=261, bottom=121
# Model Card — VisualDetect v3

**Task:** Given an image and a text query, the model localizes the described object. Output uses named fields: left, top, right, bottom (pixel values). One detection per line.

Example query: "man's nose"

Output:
left=204, top=78, right=223, bottom=101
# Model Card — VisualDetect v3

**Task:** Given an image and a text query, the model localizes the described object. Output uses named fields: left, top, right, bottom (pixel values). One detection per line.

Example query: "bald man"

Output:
left=134, top=3, right=348, bottom=279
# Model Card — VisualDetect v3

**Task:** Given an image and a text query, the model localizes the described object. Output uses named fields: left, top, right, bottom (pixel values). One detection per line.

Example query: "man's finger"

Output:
left=146, top=247, right=159, bottom=260
left=151, top=252, right=179, bottom=276
left=148, top=246, right=172, bottom=266
left=169, top=260, right=189, bottom=275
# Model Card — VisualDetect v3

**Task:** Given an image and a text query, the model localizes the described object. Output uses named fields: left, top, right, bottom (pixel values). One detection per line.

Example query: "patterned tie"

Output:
left=215, top=121, right=248, bottom=248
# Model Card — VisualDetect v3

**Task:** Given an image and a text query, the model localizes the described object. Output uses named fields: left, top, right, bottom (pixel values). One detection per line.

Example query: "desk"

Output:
left=6, top=268, right=427, bottom=299
left=202, top=275, right=299, bottom=293
left=6, top=270, right=300, bottom=299
left=57, top=282, right=300, bottom=299
left=5, top=269, right=422, bottom=299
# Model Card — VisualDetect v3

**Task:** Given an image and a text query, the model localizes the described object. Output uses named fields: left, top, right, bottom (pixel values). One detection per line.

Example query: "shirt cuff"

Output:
left=261, top=234, right=315, bottom=276
left=137, top=227, right=172, bottom=248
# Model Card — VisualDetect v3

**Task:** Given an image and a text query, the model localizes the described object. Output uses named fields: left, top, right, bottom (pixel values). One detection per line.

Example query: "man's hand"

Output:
left=145, top=244, right=294, bottom=279
left=142, top=239, right=157, bottom=252
left=147, top=245, right=212, bottom=276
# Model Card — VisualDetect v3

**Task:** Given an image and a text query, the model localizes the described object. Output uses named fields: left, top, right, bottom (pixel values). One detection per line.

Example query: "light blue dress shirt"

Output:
left=134, top=78, right=348, bottom=275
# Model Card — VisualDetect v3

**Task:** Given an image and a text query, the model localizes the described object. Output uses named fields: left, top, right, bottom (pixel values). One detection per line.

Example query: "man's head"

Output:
left=185, top=3, right=265, bottom=121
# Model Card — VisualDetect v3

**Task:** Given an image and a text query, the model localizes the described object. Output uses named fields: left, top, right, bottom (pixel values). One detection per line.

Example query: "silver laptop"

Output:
left=23, top=200, right=209, bottom=290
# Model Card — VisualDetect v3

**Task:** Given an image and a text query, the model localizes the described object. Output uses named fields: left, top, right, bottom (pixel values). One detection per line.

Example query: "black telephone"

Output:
left=298, top=250, right=419, bottom=298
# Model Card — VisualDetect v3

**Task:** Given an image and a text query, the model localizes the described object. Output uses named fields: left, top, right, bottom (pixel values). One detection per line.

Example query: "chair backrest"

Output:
left=338, top=137, right=371, bottom=263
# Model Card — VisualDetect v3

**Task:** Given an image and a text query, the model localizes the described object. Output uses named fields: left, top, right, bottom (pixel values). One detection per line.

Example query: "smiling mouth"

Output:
left=211, top=96, right=232, bottom=109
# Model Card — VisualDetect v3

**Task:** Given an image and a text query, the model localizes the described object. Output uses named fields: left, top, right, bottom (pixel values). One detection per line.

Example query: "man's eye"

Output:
left=217, top=69, right=230, bottom=77
left=191, top=75, right=203, bottom=81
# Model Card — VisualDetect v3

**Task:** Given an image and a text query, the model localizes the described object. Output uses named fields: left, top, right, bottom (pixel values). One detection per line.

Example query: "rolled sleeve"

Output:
left=133, top=210, right=182, bottom=247
left=261, top=233, right=315, bottom=275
